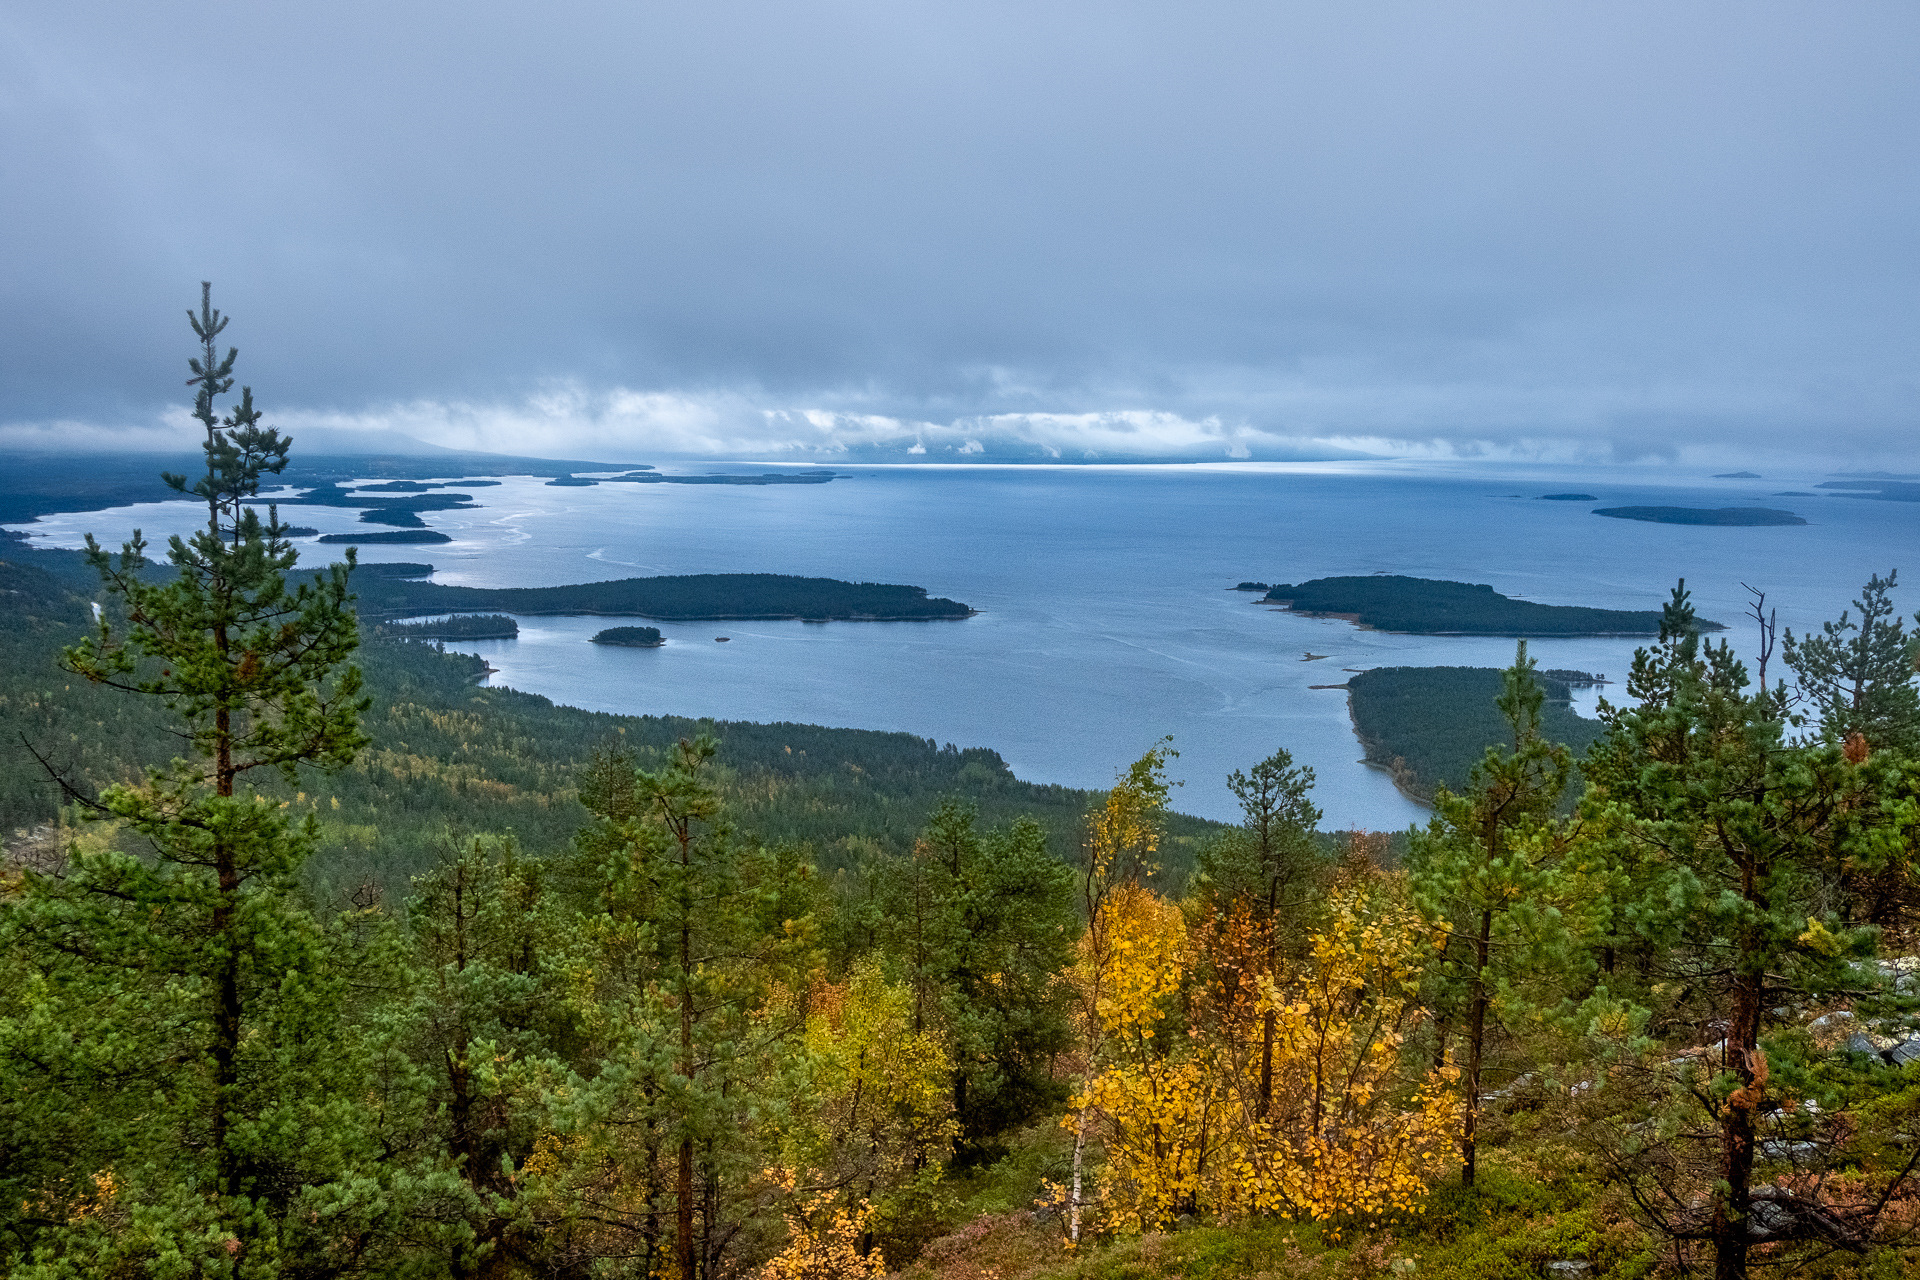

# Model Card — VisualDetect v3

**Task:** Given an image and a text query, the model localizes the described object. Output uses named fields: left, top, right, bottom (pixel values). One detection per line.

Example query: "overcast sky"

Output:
left=3, top=1, right=1916, bottom=464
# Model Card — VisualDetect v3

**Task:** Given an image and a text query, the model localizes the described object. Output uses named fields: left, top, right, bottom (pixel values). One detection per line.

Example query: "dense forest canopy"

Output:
left=1346, top=665, right=1607, bottom=803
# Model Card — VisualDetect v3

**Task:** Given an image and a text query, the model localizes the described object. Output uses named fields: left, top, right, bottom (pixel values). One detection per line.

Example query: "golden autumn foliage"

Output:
left=757, top=1170, right=888, bottom=1280
left=1085, top=747, right=1173, bottom=889
left=1241, top=887, right=1458, bottom=1223
left=1075, top=885, right=1223, bottom=1233
left=772, top=958, right=957, bottom=1214
left=1065, top=742, right=1177, bottom=1243
left=1071, top=881, right=1457, bottom=1235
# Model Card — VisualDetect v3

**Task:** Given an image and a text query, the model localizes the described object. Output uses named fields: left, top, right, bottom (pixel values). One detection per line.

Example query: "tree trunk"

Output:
left=1259, top=876, right=1279, bottom=1120
left=212, top=632, right=241, bottom=1217
left=1462, top=906, right=1492, bottom=1188
left=1713, top=865, right=1765, bottom=1280
left=1069, top=1104, right=1090, bottom=1243
left=643, top=1124, right=662, bottom=1280
left=1258, top=1008, right=1276, bottom=1121
left=677, top=1138, right=695, bottom=1280
left=677, top=829, right=697, bottom=1280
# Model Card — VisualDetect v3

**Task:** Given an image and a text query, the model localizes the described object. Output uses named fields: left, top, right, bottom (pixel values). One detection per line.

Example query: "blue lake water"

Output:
left=13, top=461, right=1918, bottom=829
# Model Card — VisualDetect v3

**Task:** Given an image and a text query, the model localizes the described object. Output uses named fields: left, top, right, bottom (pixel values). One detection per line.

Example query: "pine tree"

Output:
left=575, top=736, right=817, bottom=1280
left=1192, top=748, right=1321, bottom=1123
left=2, top=285, right=384, bottom=1274
left=1584, top=581, right=1920, bottom=1280
left=383, top=834, right=584, bottom=1277
left=1406, top=641, right=1615, bottom=1188
left=1783, top=569, right=1920, bottom=754
left=878, top=799, right=1075, bottom=1158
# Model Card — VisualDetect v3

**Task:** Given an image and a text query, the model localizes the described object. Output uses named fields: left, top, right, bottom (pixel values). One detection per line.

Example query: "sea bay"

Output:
left=14, top=460, right=1917, bottom=828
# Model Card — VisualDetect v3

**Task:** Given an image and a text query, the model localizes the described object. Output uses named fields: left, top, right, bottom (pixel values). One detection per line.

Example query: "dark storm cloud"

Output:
left=2, top=0, right=1916, bottom=461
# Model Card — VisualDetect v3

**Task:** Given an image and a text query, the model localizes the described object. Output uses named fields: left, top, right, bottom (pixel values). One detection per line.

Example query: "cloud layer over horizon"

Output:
left=3, top=1, right=1916, bottom=464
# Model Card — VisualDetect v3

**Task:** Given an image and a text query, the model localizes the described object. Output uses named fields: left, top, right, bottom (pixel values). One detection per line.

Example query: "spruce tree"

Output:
left=1, top=285, right=381, bottom=1274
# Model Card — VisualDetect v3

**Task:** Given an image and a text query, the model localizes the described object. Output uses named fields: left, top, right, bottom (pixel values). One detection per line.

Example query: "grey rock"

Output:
left=1545, top=1263, right=1593, bottom=1278
left=1876, top=957, right=1920, bottom=994
left=1758, top=1139, right=1817, bottom=1162
left=1748, top=1199, right=1797, bottom=1240
left=1845, top=1031, right=1895, bottom=1059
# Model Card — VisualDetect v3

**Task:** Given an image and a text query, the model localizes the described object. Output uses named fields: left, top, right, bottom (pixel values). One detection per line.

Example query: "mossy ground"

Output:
left=901, top=1132, right=1920, bottom=1280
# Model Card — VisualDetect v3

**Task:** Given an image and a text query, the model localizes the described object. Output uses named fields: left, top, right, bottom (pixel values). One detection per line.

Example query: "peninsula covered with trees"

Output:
left=317, top=528, right=451, bottom=544
left=379, top=613, right=519, bottom=640
left=1259, top=574, right=1723, bottom=635
left=1344, top=663, right=1607, bottom=802
left=350, top=570, right=977, bottom=621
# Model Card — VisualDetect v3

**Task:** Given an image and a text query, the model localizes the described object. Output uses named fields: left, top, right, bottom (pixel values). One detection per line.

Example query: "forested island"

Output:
left=379, top=613, right=519, bottom=640
left=354, top=479, right=504, bottom=492
left=355, top=560, right=436, bottom=579
left=349, top=570, right=976, bottom=621
left=318, top=528, right=452, bottom=544
left=1592, top=505, right=1807, bottom=525
left=591, top=625, right=665, bottom=646
left=275, top=480, right=480, bottom=527
left=1259, top=574, right=1722, bottom=635
left=1820, top=478, right=1920, bottom=502
left=1537, top=492, right=1596, bottom=500
left=557, top=470, right=837, bottom=486
left=1344, top=664, right=1606, bottom=802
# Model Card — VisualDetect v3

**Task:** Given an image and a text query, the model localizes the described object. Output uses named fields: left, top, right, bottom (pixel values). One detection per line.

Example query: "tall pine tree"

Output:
left=1, top=285, right=386, bottom=1275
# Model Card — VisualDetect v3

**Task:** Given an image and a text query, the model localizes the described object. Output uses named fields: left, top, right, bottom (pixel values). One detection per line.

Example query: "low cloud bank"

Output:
left=0, top=378, right=1897, bottom=470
